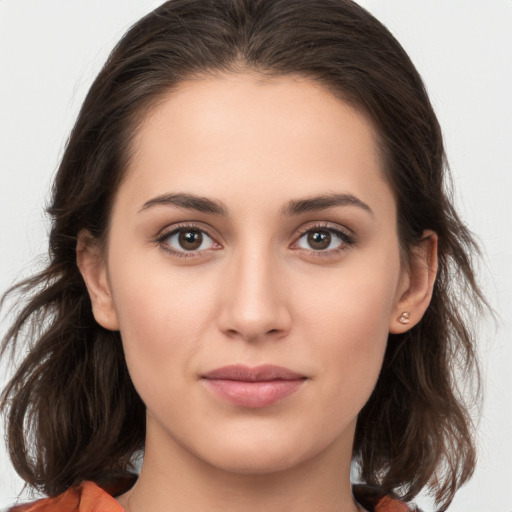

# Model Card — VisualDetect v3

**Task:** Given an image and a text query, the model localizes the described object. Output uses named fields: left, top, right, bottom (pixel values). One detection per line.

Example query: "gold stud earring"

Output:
left=398, top=311, right=411, bottom=325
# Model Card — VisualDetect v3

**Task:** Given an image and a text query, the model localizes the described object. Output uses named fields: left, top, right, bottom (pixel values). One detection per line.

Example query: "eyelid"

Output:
left=293, top=221, right=353, bottom=238
left=153, top=220, right=355, bottom=259
left=290, top=221, right=355, bottom=254
left=155, top=222, right=222, bottom=258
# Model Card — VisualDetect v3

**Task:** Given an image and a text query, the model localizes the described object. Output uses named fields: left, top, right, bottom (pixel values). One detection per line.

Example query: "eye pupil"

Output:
left=178, top=230, right=203, bottom=250
left=307, top=230, right=331, bottom=250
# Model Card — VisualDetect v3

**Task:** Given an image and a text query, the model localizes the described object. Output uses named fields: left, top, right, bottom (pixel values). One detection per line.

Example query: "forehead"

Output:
left=120, top=72, right=392, bottom=214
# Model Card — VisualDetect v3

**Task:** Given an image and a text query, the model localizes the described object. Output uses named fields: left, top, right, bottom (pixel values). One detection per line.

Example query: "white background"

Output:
left=0, top=1, right=511, bottom=510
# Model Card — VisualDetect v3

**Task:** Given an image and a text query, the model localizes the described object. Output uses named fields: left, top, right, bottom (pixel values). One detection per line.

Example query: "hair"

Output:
left=1, top=0, right=486, bottom=509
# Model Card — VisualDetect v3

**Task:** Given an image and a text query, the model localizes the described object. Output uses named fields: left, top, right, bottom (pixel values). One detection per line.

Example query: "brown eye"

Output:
left=159, top=227, right=216, bottom=255
left=294, top=226, right=352, bottom=253
left=307, top=230, right=331, bottom=250
left=178, top=230, right=203, bottom=250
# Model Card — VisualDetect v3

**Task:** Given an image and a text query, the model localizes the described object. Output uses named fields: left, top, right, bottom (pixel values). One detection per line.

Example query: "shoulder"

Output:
left=7, top=475, right=137, bottom=512
left=353, top=484, right=423, bottom=512
left=9, top=480, right=418, bottom=512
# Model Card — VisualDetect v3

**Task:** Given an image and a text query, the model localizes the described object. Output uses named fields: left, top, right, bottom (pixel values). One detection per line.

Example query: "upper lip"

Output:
left=202, top=364, right=306, bottom=382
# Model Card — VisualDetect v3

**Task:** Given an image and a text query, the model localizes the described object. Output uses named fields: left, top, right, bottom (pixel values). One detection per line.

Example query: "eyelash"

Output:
left=154, top=222, right=355, bottom=259
left=155, top=223, right=219, bottom=259
left=292, top=222, right=355, bottom=257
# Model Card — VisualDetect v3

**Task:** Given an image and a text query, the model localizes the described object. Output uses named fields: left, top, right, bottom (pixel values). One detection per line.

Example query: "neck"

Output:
left=117, top=417, right=361, bottom=512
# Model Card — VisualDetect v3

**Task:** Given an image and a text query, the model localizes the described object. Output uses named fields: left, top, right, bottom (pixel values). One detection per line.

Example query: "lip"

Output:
left=201, top=364, right=307, bottom=408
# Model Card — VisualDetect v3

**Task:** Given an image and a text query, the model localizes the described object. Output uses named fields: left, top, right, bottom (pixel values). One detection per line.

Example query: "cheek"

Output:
left=294, top=250, right=401, bottom=408
left=298, top=248, right=400, bottom=341
left=106, top=254, right=215, bottom=396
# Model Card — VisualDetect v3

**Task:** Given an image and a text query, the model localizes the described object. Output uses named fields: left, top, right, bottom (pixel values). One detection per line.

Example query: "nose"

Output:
left=217, top=247, right=292, bottom=342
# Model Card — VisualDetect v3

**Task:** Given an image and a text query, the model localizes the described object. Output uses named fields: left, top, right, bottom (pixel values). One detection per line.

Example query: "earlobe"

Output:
left=76, top=231, right=120, bottom=331
left=389, top=230, right=438, bottom=334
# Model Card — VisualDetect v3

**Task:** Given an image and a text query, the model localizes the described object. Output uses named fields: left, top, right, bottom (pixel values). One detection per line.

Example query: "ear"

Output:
left=76, top=230, right=120, bottom=331
left=389, top=230, right=438, bottom=334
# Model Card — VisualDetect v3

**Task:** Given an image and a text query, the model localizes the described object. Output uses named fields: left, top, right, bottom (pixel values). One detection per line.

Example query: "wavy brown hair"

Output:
left=1, top=1, right=485, bottom=509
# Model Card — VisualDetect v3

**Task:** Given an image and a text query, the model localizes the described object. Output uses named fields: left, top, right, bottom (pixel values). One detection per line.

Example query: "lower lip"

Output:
left=202, top=379, right=305, bottom=408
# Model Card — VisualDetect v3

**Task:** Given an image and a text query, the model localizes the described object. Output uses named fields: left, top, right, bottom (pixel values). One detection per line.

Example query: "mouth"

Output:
left=201, top=364, right=308, bottom=408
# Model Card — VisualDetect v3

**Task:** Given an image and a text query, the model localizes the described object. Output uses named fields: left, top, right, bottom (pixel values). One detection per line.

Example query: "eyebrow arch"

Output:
left=138, top=193, right=228, bottom=216
left=282, top=193, right=373, bottom=216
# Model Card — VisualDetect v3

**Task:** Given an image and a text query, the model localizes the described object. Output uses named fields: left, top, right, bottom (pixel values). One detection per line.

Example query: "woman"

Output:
left=0, top=1, right=486, bottom=511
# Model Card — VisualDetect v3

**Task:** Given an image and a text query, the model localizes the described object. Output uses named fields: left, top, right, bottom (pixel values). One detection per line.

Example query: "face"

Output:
left=81, top=73, right=419, bottom=476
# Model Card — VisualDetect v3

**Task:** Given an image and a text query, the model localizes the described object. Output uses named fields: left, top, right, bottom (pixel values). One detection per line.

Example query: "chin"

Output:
left=205, top=445, right=308, bottom=475
left=189, top=424, right=339, bottom=477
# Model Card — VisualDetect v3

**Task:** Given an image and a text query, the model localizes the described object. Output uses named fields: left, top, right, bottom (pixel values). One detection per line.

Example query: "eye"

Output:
left=293, top=225, right=354, bottom=253
left=156, top=225, right=219, bottom=256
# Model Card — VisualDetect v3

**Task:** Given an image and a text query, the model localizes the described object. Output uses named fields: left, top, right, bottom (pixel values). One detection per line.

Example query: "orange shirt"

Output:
left=9, top=482, right=123, bottom=512
left=9, top=481, right=418, bottom=512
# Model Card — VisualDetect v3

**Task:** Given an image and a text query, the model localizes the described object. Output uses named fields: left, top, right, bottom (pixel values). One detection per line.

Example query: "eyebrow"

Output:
left=138, top=192, right=373, bottom=217
left=139, top=193, right=228, bottom=215
left=281, top=193, right=373, bottom=216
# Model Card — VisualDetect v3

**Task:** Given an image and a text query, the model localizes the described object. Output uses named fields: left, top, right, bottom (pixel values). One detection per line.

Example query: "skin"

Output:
left=78, top=72, right=437, bottom=512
